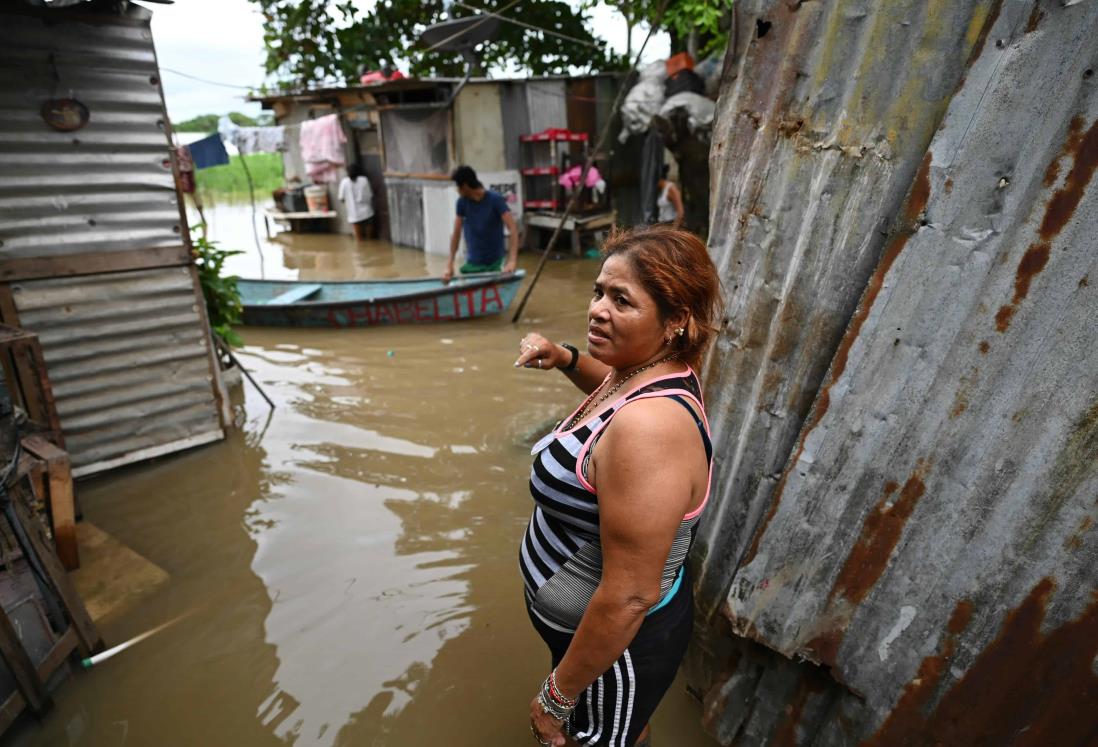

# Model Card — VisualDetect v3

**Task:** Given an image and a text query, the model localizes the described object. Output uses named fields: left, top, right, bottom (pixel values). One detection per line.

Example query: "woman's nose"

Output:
left=589, top=297, right=610, bottom=320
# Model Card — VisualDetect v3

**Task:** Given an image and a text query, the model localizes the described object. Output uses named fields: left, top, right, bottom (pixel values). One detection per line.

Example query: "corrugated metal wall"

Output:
left=500, top=82, right=531, bottom=170
left=693, top=0, right=1098, bottom=743
left=525, top=80, right=568, bottom=133
left=13, top=267, right=223, bottom=477
left=0, top=4, right=224, bottom=476
left=385, top=177, right=426, bottom=249
left=0, top=8, right=184, bottom=265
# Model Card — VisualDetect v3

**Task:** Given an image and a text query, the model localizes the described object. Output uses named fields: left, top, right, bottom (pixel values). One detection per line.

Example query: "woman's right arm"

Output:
left=514, top=333, right=609, bottom=394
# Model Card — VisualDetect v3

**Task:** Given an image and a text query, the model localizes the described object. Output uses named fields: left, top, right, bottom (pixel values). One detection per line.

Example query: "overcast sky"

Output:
left=145, top=0, right=670, bottom=123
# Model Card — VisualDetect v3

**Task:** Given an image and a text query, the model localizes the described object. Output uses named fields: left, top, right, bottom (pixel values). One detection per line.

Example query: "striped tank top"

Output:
left=520, top=368, right=713, bottom=633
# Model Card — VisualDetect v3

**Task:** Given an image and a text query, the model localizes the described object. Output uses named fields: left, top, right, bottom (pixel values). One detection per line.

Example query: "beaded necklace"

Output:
left=565, top=354, right=678, bottom=431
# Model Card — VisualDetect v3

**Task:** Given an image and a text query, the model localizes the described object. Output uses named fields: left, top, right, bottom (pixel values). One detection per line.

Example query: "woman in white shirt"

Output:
left=656, top=165, right=684, bottom=228
left=338, top=164, right=375, bottom=240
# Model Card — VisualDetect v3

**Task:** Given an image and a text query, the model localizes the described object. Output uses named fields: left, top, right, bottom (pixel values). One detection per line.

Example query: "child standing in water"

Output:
left=338, top=164, right=375, bottom=240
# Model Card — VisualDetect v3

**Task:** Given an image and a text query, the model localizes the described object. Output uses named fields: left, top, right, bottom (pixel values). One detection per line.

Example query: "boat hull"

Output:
left=238, top=272, right=525, bottom=328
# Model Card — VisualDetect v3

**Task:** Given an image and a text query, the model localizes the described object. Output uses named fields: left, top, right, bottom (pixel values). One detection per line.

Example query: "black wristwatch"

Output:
left=559, top=342, right=580, bottom=372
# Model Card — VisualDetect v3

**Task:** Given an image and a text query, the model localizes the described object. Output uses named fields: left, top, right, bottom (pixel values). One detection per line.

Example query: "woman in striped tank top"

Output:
left=515, top=226, right=722, bottom=747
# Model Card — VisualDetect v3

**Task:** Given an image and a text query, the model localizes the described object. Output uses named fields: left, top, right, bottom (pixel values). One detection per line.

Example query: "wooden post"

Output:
left=21, top=436, right=77, bottom=571
left=9, top=485, right=102, bottom=656
left=0, top=604, right=51, bottom=717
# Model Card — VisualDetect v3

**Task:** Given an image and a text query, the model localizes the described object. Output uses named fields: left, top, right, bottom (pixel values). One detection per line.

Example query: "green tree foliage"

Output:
left=175, top=111, right=274, bottom=133
left=664, top=0, right=732, bottom=57
left=251, top=0, right=613, bottom=88
left=587, top=0, right=733, bottom=59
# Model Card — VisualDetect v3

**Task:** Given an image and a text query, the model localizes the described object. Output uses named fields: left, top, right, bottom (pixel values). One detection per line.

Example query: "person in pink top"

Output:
left=514, top=226, right=722, bottom=747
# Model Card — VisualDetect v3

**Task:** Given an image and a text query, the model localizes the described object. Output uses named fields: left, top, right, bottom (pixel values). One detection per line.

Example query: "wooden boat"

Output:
left=237, top=271, right=526, bottom=327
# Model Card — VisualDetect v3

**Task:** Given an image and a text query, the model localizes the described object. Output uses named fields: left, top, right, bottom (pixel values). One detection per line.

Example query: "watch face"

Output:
left=41, top=98, right=90, bottom=132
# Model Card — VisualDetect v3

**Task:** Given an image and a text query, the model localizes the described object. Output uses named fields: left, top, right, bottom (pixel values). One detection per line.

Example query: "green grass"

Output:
left=196, top=152, right=284, bottom=201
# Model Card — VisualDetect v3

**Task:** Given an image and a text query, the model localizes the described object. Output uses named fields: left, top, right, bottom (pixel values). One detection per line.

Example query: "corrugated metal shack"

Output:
left=0, top=2, right=227, bottom=478
left=254, top=74, right=626, bottom=250
left=690, top=0, right=1098, bottom=744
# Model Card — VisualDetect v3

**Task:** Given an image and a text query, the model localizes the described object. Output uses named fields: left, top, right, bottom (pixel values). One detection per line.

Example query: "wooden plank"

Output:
left=0, top=245, right=191, bottom=283
left=267, top=284, right=322, bottom=305
left=382, top=171, right=451, bottom=181
left=0, top=605, right=50, bottom=716
left=21, top=436, right=77, bottom=571
left=17, top=338, right=64, bottom=446
left=35, top=627, right=77, bottom=681
left=264, top=208, right=337, bottom=220
left=0, top=691, right=26, bottom=737
left=9, top=488, right=101, bottom=656
left=0, top=287, right=20, bottom=327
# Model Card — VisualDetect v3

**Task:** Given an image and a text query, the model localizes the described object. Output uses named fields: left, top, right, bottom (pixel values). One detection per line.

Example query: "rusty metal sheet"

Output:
left=693, top=0, right=1007, bottom=615
left=13, top=266, right=223, bottom=476
left=0, top=8, right=183, bottom=263
left=697, top=0, right=1098, bottom=743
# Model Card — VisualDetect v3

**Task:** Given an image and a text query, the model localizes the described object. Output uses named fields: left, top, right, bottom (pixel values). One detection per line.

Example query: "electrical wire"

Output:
left=160, top=67, right=257, bottom=91
left=422, top=0, right=523, bottom=53
left=452, top=1, right=600, bottom=48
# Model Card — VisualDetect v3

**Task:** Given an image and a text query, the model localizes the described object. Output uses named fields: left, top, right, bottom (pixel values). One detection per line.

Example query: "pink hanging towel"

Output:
left=558, top=164, right=602, bottom=191
left=300, top=113, right=347, bottom=184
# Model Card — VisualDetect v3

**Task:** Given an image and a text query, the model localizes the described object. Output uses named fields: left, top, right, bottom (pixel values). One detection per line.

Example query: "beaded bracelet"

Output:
left=538, top=670, right=576, bottom=721
left=548, top=670, right=577, bottom=708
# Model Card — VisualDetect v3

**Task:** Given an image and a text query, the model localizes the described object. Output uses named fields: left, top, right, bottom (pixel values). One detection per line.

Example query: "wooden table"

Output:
left=263, top=208, right=338, bottom=237
left=524, top=211, right=617, bottom=255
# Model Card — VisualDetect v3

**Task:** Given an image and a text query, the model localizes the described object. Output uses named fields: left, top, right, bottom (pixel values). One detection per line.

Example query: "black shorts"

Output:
left=526, top=572, right=694, bottom=746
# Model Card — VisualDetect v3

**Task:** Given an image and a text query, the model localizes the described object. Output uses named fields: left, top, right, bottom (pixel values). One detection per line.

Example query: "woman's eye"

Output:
left=615, top=295, right=628, bottom=305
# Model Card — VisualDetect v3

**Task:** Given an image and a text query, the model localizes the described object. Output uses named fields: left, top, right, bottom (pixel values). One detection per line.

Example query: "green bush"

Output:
left=192, top=227, right=244, bottom=347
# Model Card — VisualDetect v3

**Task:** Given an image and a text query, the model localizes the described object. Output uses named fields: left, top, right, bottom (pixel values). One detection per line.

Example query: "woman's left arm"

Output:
left=529, top=399, right=704, bottom=743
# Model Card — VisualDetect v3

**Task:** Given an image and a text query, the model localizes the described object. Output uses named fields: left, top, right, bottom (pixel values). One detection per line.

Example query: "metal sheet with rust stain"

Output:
left=693, top=0, right=1006, bottom=624
left=705, top=0, right=1098, bottom=742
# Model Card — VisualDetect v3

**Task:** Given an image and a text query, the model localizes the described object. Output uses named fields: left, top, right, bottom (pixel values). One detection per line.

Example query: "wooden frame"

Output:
left=0, top=326, right=64, bottom=448
left=21, top=436, right=77, bottom=571
left=0, top=246, right=190, bottom=284
left=0, top=476, right=102, bottom=735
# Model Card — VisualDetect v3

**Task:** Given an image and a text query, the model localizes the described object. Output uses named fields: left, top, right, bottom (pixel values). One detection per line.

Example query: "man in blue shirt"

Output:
left=443, top=165, right=519, bottom=282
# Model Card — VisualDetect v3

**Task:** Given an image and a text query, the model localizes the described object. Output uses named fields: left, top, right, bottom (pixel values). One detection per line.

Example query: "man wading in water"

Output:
left=443, top=165, right=519, bottom=282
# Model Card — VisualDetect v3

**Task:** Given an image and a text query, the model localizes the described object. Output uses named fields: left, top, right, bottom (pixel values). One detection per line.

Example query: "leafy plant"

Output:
left=192, top=227, right=244, bottom=348
left=664, top=0, right=732, bottom=57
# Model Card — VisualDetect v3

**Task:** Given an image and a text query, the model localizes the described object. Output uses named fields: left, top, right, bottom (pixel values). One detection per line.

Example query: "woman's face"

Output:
left=586, top=254, right=676, bottom=368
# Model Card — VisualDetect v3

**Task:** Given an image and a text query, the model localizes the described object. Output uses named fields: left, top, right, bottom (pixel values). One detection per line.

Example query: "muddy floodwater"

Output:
left=11, top=203, right=717, bottom=746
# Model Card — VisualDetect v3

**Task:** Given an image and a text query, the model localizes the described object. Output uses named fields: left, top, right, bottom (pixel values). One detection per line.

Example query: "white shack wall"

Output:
left=454, top=83, right=506, bottom=172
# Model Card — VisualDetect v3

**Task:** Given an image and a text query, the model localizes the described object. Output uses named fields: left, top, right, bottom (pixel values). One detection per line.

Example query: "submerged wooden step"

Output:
left=69, top=522, right=169, bottom=624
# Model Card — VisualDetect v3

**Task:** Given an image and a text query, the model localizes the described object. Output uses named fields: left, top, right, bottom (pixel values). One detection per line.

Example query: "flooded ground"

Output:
left=11, top=203, right=717, bottom=746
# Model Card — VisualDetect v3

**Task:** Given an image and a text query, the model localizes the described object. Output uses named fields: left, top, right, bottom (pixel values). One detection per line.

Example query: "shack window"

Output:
left=380, top=108, right=450, bottom=175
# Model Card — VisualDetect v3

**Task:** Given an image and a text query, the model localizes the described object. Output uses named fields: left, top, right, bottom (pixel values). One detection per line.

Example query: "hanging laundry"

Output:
left=187, top=132, right=229, bottom=169
left=299, top=114, right=346, bottom=184
left=558, top=164, right=604, bottom=192
left=174, top=145, right=195, bottom=193
left=232, top=126, right=287, bottom=155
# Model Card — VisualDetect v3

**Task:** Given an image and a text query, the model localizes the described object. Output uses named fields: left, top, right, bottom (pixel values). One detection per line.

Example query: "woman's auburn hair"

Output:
left=600, top=225, right=724, bottom=369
